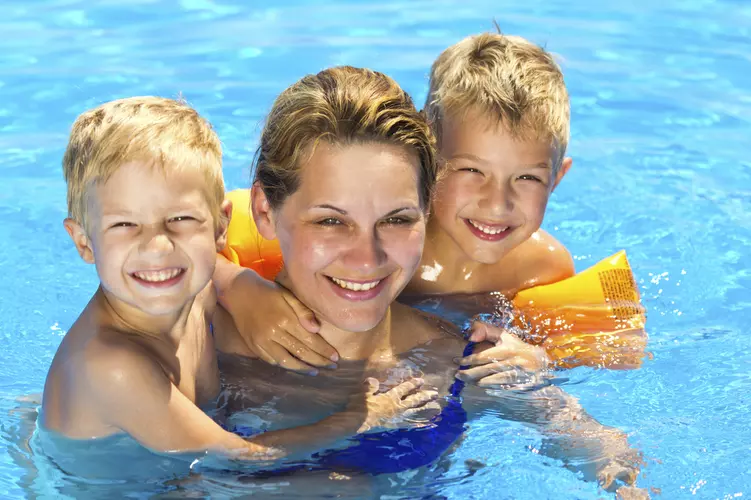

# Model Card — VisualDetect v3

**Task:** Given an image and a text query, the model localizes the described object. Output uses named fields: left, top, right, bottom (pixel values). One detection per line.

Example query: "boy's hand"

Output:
left=456, top=323, right=550, bottom=388
left=350, top=378, right=441, bottom=433
left=221, top=268, right=339, bottom=374
left=594, top=430, right=647, bottom=495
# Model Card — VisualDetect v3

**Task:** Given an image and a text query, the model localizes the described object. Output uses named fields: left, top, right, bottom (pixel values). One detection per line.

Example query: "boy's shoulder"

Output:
left=42, top=314, right=168, bottom=437
left=504, top=229, right=575, bottom=292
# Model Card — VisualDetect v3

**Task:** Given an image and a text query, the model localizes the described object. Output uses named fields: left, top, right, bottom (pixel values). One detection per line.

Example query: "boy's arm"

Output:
left=85, top=341, right=437, bottom=463
left=213, top=255, right=338, bottom=373
left=465, top=380, right=644, bottom=494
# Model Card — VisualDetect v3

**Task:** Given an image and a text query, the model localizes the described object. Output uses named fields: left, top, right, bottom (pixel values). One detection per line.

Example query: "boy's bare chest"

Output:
left=166, top=325, right=220, bottom=406
left=405, top=261, right=519, bottom=297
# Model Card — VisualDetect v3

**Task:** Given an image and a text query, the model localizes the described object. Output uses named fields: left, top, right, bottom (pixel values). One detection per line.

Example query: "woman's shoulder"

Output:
left=391, top=303, right=463, bottom=352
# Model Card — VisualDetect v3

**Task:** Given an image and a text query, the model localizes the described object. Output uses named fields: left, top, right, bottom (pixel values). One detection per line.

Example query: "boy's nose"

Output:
left=140, top=227, right=175, bottom=255
left=478, top=180, right=514, bottom=216
left=341, top=229, right=387, bottom=273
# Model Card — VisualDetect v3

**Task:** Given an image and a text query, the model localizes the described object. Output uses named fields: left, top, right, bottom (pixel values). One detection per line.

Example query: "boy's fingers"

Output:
left=388, top=378, right=425, bottom=400
left=458, top=347, right=514, bottom=366
left=283, top=327, right=339, bottom=363
left=283, top=291, right=321, bottom=333
left=456, top=363, right=511, bottom=382
left=476, top=369, right=534, bottom=387
left=262, top=342, right=319, bottom=375
left=363, top=377, right=380, bottom=395
left=400, top=390, right=439, bottom=409
left=252, top=343, right=279, bottom=367
left=615, top=486, right=651, bottom=500
left=275, top=335, right=336, bottom=369
left=468, top=321, right=508, bottom=343
left=402, top=402, right=442, bottom=419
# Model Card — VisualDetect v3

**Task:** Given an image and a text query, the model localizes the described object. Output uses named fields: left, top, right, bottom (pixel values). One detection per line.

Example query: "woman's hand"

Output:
left=456, top=322, right=550, bottom=388
left=215, top=259, right=339, bottom=374
left=348, top=378, right=440, bottom=433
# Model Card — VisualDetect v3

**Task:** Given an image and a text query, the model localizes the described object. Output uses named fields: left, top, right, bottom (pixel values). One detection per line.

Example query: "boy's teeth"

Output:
left=330, top=277, right=382, bottom=291
left=469, top=219, right=508, bottom=235
left=133, top=268, right=182, bottom=282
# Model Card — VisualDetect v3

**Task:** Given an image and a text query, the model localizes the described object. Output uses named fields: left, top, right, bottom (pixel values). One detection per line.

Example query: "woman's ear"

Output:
left=214, top=198, right=233, bottom=252
left=251, top=182, right=278, bottom=240
left=63, top=218, right=95, bottom=264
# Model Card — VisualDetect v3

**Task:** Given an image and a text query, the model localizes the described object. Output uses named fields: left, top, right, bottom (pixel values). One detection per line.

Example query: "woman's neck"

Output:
left=275, top=272, right=396, bottom=362
left=316, top=307, right=395, bottom=361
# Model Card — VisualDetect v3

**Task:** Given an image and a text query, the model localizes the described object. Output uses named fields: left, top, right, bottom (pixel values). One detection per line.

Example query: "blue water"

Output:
left=1, top=0, right=749, bottom=498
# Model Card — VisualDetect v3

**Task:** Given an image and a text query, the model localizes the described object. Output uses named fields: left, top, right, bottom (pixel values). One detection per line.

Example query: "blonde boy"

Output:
left=406, top=32, right=574, bottom=298
left=42, top=96, right=429, bottom=461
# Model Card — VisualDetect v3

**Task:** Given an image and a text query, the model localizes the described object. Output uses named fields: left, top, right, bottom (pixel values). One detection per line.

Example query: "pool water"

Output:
left=1, top=0, right=750, bottom=498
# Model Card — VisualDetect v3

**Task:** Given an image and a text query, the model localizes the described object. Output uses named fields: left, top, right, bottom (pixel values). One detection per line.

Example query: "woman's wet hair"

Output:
left=253, top=66, right=437, bottom=210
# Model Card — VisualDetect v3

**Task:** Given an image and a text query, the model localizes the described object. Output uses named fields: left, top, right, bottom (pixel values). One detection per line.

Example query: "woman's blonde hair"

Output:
left=254, top=66, right=437, bottom=210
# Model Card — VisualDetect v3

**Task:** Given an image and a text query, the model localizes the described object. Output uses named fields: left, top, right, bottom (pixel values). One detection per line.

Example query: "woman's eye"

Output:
left=316, top=217, right=343, bottom=226
left=382, top=217, right=413, bottom=226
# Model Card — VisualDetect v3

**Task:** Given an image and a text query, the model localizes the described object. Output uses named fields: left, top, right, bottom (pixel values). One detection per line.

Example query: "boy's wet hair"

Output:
left=63, top=96, right=224, bottom=230
left=254, top=66, right=437, bottom=211
left=424, top=31, right=570, bottom=173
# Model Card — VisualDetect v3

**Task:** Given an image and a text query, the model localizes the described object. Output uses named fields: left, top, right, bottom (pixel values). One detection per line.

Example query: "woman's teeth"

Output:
left=468, top=219, right=508, bottom=235
left=330, top=277, right=382, bottom=291
left=132, top=268, right=183, bottom=282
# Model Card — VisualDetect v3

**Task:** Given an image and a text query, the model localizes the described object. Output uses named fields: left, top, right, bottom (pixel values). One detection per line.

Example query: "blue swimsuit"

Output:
left=228, top=342, right=474, bottom=476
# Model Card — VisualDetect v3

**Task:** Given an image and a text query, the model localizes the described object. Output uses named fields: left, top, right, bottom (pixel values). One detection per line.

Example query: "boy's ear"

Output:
left=250, top=182, right=278, bottom=241
left=214, top=199, right=233, bottom=252
left=552, top=157, right=572, bottom=192
left=63, top=218, right=95, bottom=264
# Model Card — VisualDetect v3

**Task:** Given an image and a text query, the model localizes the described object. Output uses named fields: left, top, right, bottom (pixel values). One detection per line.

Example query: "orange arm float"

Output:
left=220, top=189, right=284, bottom=280
left=220, top=189, right=648, bottom=369
left=512, top=251, right=649, bottom=370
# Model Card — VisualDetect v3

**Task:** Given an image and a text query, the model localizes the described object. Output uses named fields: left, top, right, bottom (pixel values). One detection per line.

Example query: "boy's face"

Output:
left=65, top=162, right=229, bottom=318
left=431, top=112, right=571, bottom=265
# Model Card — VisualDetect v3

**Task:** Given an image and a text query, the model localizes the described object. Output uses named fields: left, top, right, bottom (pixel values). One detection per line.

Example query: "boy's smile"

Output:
left=429, top=111, right=570, bottom=266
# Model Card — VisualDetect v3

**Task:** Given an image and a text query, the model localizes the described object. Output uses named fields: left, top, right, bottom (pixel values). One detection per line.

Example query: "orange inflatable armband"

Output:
left=512, top=251, right=648, bottom=369
left=220, top=189, right=283, bottom=280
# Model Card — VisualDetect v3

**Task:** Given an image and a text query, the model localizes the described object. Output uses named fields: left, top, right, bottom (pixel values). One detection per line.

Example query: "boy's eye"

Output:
left=457, top=167, right=482, bottom=174
left=316, top=217, right=343, bottom=226
left=518, top=174, right=543, bottom=183
left=110, top=222, right=136, bottom=229
left=169, top=216, right=196, bottom=223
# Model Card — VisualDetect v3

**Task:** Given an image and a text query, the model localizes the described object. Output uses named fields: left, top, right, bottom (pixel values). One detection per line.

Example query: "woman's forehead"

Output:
left=296, top=141, right=422, bottom=203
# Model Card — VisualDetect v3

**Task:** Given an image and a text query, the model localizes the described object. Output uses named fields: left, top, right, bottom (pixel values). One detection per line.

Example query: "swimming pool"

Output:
left=1, top=0, right=749, bottom=497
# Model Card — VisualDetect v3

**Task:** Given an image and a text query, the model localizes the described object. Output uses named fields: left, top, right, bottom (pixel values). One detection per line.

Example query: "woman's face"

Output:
left=253, top=141, right=426, bottom=333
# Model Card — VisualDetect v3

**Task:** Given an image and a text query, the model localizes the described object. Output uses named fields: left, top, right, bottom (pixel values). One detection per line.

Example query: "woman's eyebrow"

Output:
left=312, top=204, right=347, bottom=214
left=384, top=206, right=419, bottom=217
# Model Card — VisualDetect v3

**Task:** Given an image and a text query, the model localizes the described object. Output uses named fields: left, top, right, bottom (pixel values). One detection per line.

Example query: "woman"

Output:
left=212, top=66, right=644, bottom=495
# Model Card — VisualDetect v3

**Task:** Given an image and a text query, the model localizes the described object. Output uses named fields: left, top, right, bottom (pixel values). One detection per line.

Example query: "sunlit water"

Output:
left=1, top=0, right=750, bottom=498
